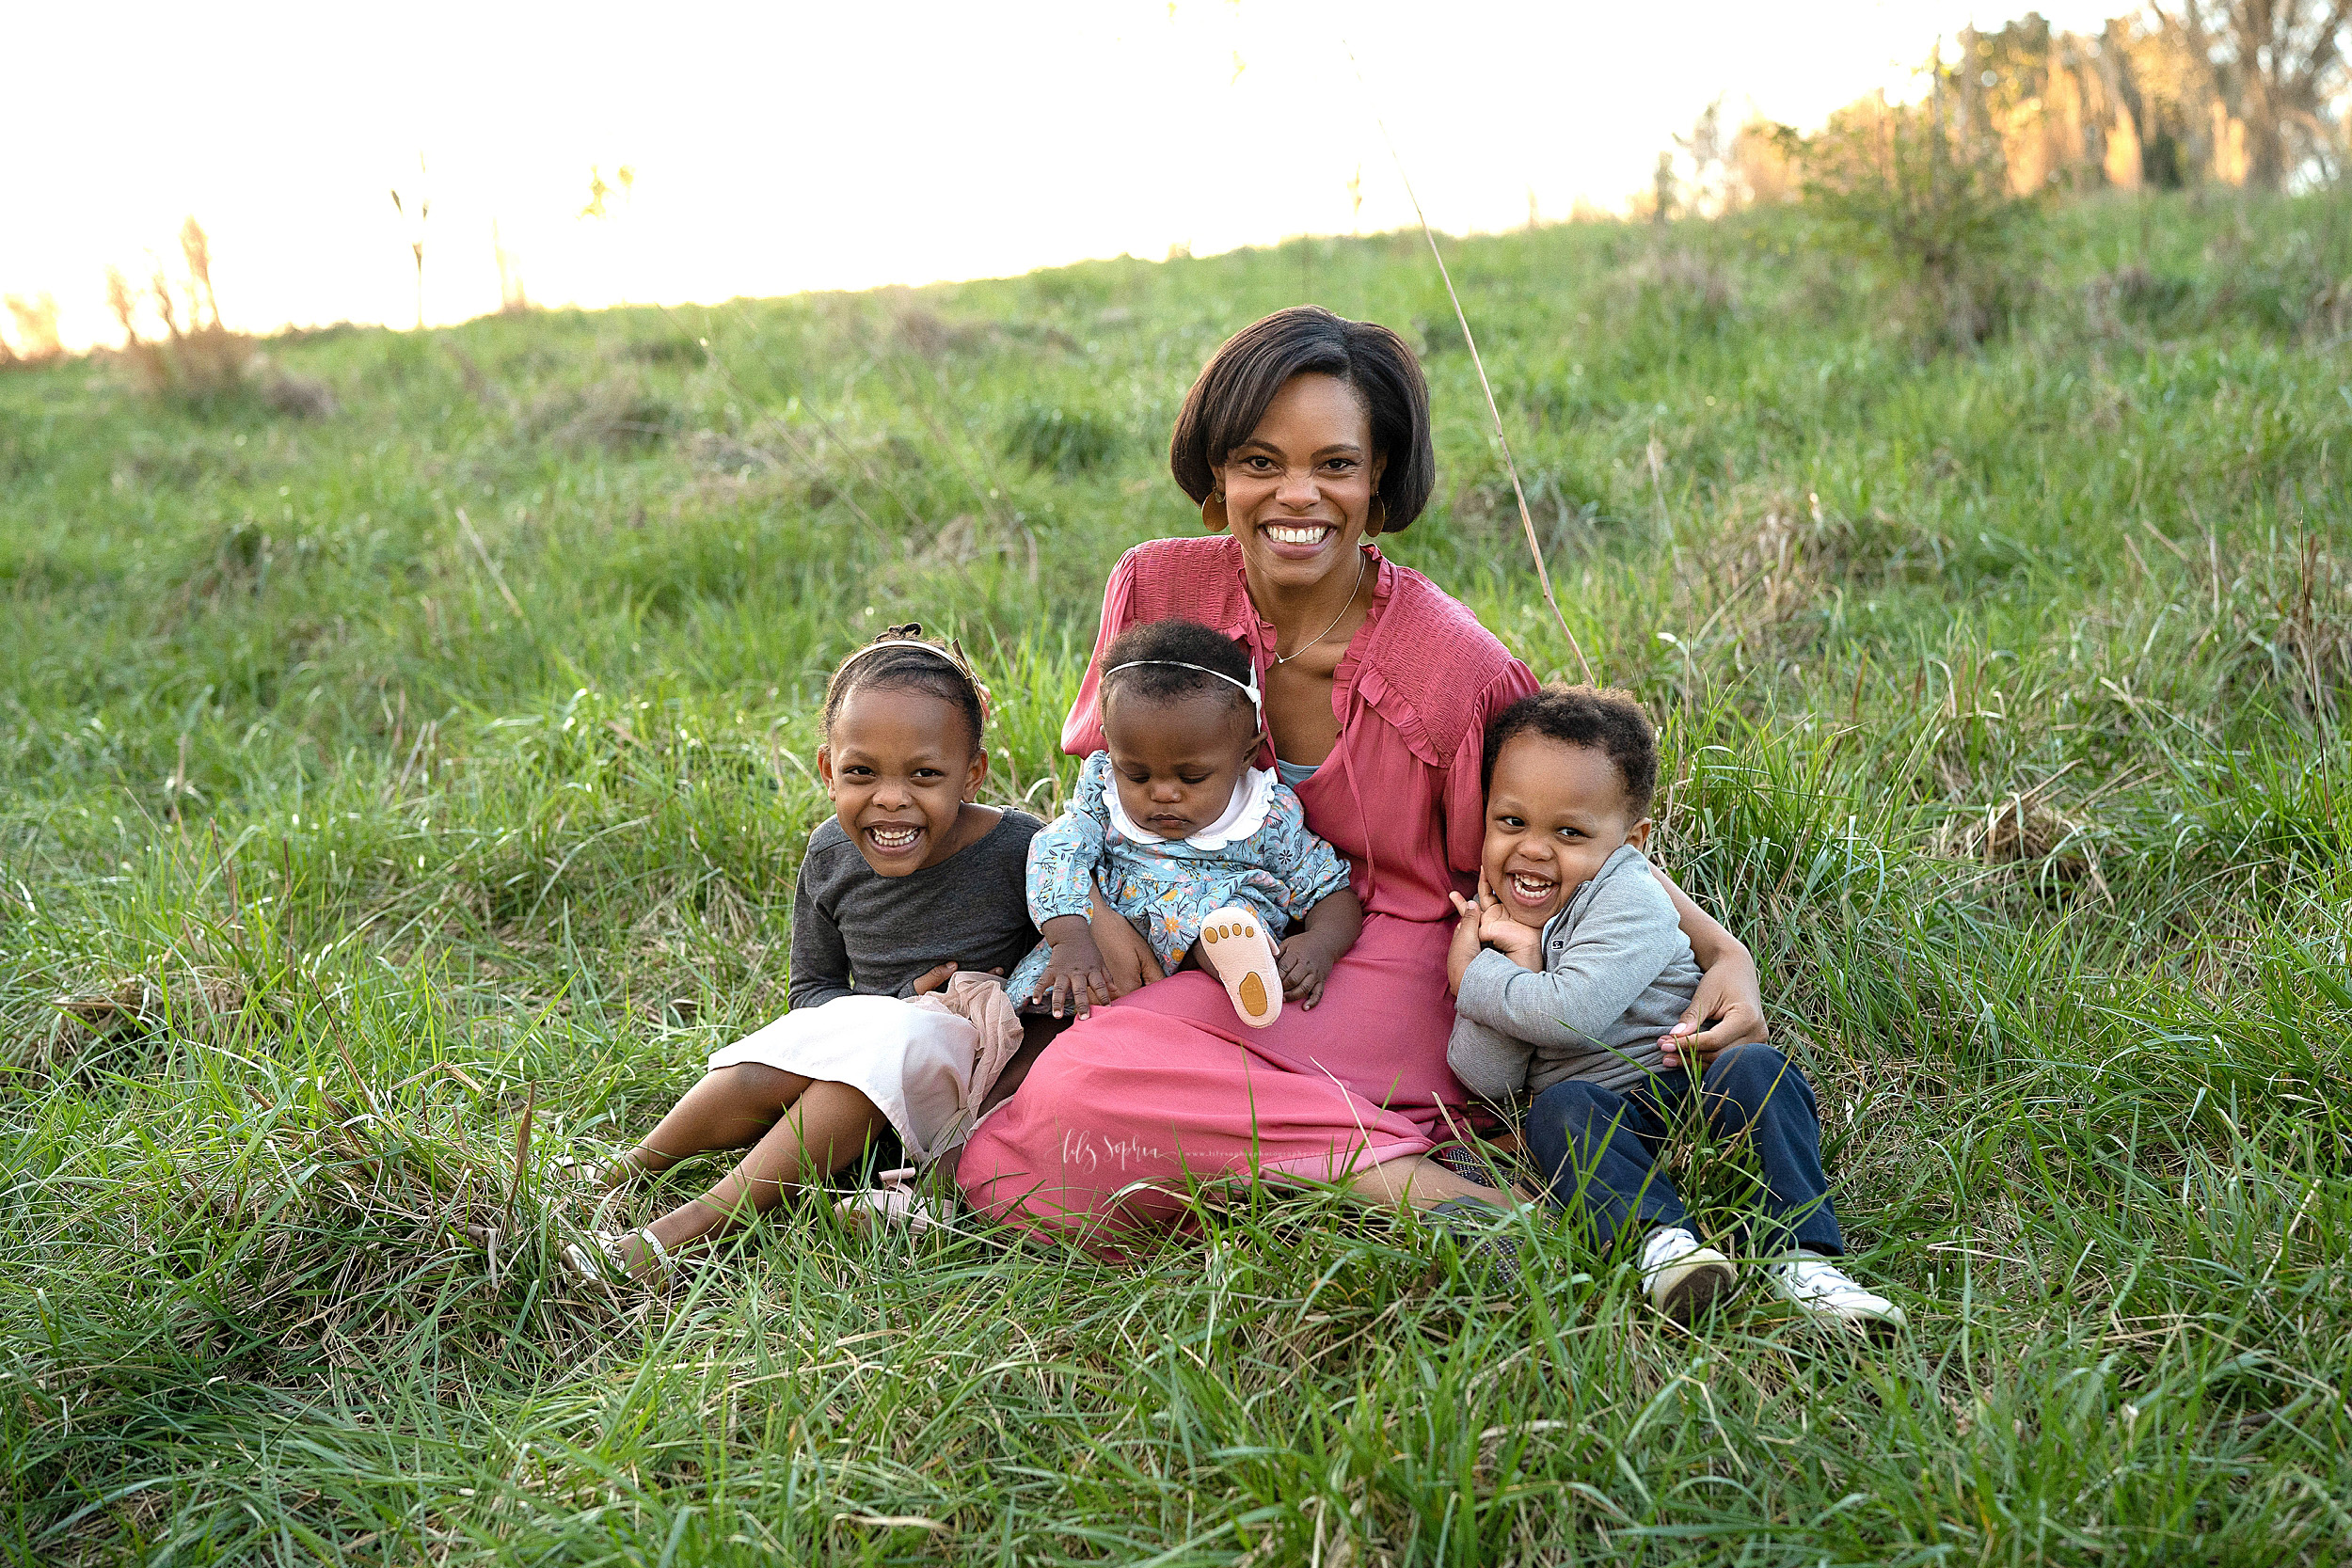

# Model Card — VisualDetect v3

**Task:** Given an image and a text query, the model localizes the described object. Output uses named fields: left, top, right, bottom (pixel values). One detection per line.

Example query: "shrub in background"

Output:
left=108, top=217, right=251, bottom=401
left=1, top=293, right=62, bottom=370
left=1001, top=399, right=1121, bottom=474
left=105, top=218, right=336, bottom=416
left=527, top=371, right=679, bottom=452
left=1776, top=67, right=2042, bottom=352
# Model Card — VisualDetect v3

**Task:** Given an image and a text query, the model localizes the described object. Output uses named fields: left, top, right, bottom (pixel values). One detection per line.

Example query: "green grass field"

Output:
left=4, top=189, right=2348, bottom=1565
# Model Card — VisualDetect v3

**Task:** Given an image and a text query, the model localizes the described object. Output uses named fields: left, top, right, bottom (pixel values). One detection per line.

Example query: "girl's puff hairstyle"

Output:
left=1168, top=306, right=1436, bottom=532
left=821, top=623, right=991, bottom=755
left=1100, top=619, right=1258, bottom=722
left=1482, top=685, right=1661, bottom=816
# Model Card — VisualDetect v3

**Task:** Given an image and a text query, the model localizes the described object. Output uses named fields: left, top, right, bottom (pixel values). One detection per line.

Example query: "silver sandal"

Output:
left=551, top=1151, right=637, bottom=1190
left=560, top=1226, right=673, bottom=1291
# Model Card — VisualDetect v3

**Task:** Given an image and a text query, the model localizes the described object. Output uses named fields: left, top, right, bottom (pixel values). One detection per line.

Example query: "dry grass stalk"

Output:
left=179, top=216, right=220, bottom=327
left=492, top=218, right=529, bottom=315
left=2264, top=529, right=2351, bottom=720
left=390, top=156, right=430, bottom=330
left=455, top=507, right=528, bottom=622
left=108, top=245, right=255, bottom=401
left=1346, top=45, right=1593, bottom=683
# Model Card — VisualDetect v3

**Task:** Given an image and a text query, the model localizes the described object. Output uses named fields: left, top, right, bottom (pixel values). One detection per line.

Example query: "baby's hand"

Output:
left=1277, top=932, right=1335, bottom=1008
left=1035, top=916, right=1112, bottom=1019
left=1474, top=878, right=1544, bottom=970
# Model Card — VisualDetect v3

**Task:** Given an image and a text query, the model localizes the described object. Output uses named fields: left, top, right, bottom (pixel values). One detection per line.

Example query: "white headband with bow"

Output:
left=1103, top=659, right=1262, bottom=715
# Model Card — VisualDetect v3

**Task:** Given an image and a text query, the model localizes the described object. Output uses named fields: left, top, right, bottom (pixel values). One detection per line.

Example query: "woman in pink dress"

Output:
left=958, top=307, right=1767, bottom=1244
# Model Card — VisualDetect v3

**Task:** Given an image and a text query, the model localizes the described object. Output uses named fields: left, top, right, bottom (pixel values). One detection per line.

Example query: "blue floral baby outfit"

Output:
left=1006, top=751, right=1354, bottom=1003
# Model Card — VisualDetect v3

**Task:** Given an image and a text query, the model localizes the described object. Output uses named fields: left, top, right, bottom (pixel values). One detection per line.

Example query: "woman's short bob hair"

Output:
left=1168, top=306, right=1436, bottom=532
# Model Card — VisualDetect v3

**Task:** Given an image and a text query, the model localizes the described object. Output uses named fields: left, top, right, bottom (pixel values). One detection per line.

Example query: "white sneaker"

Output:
left=1767, top=1256, right=1906, bottom=1336
left=1639, top=1227, right=1737, bottom=1323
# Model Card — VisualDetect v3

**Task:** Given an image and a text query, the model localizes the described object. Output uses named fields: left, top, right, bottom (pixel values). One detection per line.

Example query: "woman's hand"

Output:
left=1036, top=916, right=1112, bottom=1019
left=1086, top=883, right=1166, bottom=998
left=1660, top=943, right=1768, bottom=1070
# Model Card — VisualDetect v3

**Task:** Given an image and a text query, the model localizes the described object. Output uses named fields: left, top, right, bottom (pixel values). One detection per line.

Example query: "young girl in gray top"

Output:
left=564, top=626, right=1041, bottom=1288
left=1449, top=687, right=1904, bottom=1338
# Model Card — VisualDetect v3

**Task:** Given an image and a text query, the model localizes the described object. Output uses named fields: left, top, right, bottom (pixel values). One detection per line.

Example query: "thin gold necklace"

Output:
left=1270, top=549, right=1369, bottom=666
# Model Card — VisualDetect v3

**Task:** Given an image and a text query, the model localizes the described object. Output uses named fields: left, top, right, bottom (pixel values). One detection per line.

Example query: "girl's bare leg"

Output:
left=628, top=1080, right=890, bottom=1264
left=612, top=1064, right=811, bottom=1183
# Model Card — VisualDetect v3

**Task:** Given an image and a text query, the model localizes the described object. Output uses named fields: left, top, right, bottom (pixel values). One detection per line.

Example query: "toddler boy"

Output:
left=1447, top=686, right=1901, bottom=1334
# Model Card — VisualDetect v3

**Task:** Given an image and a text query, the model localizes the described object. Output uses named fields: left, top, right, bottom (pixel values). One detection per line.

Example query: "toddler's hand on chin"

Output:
left=1474, top=879, right=1544, bottom=969
left=1445, top=892, right=1484, bottom=992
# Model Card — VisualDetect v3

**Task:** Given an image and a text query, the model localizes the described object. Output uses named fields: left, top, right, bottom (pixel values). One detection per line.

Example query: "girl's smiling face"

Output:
left=1480, top=732, right=1652, bottom=927
left=1102, top=690, right=1258, bottom=840
left=1216, top=372, right=1388, bottom=599
left=818, top=688, right=987, bottom=876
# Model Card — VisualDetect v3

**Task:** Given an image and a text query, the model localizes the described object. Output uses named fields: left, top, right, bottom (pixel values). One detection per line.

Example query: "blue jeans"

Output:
left=1522, top=1044, right=1842, bottom=1259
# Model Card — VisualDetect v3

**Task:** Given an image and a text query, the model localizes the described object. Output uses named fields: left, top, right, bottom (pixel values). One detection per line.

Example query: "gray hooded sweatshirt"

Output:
left=1446, top=843, right=1702, bottom=1101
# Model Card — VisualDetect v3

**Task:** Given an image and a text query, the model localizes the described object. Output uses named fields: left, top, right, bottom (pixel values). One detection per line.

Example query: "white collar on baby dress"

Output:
left=1103, top=763, right=1277, bottom=851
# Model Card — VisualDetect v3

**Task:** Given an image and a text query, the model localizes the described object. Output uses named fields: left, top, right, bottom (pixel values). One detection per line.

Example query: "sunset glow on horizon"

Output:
left=6, top=0, right=2124, bottom=353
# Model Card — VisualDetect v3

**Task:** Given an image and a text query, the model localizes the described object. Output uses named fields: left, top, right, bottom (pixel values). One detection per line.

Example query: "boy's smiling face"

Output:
left=1480, top=732, right=1652, bottom=927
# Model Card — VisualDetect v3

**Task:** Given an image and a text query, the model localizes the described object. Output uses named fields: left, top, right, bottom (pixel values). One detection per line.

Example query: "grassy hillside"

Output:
left=3, top=189, right=2348, bottom=1564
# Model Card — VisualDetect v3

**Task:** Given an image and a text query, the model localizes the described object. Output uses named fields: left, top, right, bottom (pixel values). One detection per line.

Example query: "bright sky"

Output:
left=5, top=0, right=2124, bottom=352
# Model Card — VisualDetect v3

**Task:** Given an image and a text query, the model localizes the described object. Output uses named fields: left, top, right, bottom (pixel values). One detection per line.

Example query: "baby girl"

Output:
left=1006, top=618, right=1362, bottom=1028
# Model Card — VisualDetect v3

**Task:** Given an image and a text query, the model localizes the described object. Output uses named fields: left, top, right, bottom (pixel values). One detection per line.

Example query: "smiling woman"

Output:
left=957, top=307, right=1771, bottom=1251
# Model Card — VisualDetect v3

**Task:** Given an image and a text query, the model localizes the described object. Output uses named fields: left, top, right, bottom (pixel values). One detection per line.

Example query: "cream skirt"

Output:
left=706, top=994, right=976, bottom=1164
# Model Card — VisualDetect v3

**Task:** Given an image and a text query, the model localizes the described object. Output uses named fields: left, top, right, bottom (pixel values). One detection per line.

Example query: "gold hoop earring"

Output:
left=1201, top=490, right=1229, bottom=533
left=1365, top=497, right=1388, bottom=538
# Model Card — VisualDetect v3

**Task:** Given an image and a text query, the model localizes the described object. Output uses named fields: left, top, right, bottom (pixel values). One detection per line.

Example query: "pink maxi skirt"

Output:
left=955, top=911, right=1470, bottom=1248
